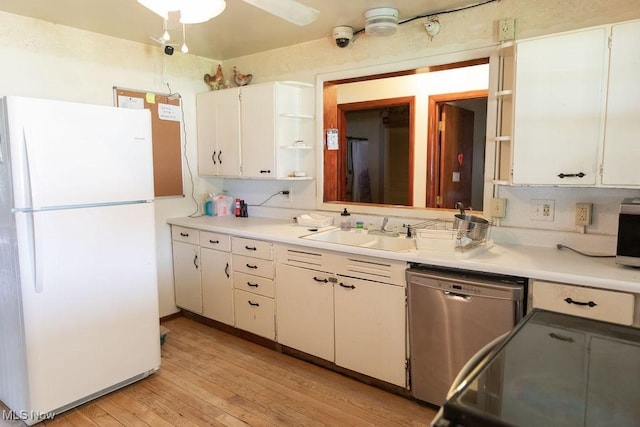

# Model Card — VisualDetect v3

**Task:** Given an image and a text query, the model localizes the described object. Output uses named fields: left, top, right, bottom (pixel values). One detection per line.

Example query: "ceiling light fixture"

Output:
left=181, top=24, right=189, bottom=53
left=364, top=7, right=399, bottom=36
left=137, top=0, right=227, bottom=24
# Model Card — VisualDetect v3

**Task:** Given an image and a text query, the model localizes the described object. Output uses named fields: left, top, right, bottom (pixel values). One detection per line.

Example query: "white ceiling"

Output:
left=0, top=0, right=475, bottom=59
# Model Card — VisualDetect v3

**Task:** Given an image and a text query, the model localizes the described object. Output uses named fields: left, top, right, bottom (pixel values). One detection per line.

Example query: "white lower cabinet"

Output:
left=171, top=227, right=202, bottom=314
left=334, top=275, right=407, bottom=387
left=232, top=236, right=275, bottom=339
left=274, top=244, right=408, bottom=388
left=201, top=247, right=233, bottom=325
left=275, top=263, right=335, bottom=361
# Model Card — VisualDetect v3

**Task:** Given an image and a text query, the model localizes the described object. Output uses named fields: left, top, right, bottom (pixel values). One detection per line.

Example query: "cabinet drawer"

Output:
left=336, top=254, right=407, bottom=286
left=200, top=231, right=231, bottom=251
left=232, top=254, right=274, bottom=279
left=171, top=226, right=199, bottom=245
left=233, top=289, right=275, bottom=340
left=532, top=280, right=635, bottom=325
left=232, top=237, right=273, bottom=260
left=233, top=272, right=274, bottom=298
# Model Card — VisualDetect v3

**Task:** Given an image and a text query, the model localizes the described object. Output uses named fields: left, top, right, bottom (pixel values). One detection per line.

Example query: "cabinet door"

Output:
left=201, top=247, right=234, bottom=325
left=334, top=277, right=406, bottom=387
left=275, top=263, right=335, bottom=361
left=196, top=89, right=241, bottom=177
left=240, top=84, right=276, bottom=178
left=601, top=20, right=640, bottom=186
left=512, top=28, right=607, bottom=185
left=233, top=289, right=275, bottom=340
left=172, top=241, right=202, bottom=314
left=215, top=89, right=242, bottom=177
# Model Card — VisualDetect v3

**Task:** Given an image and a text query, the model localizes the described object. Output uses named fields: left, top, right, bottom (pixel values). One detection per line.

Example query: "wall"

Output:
left=0, top=11, right=222, bottom=316
left=223, top=0, right=640, bottom=241
left=2, top=0, right=640, bottom=315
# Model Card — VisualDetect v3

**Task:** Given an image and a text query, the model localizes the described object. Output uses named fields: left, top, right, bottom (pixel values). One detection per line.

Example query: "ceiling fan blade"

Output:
left=242, top=0, right=319, bottom=26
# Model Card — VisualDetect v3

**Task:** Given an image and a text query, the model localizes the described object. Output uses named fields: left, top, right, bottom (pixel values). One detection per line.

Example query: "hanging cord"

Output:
left=556, top=244, right=615, bottom=258
left=165, top=82, right=200, bottom=217
left=248, top=190, right=289, bottom=207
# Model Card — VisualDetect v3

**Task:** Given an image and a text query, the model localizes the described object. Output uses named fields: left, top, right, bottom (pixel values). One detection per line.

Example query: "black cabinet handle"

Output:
left=248, top=301, right=260, bottom=307
left=557, top=172, right=585, bottom=179
left=564, top=297, right=597, bottom=307
left=212, top=150, right=217, bottom=164
left=224, top=262, right=229, bottom=278
left=339, top=282, right=356, bottom=289
left=180, top=232, right=189, bottom=237
left=247, top=282, right=259, bottom=287
left=245, top=245, right=257, bottom=251
left=246, top=264, right=258, bottom=269
left=209, top=239, right=219, bottom=244
left=218, top=151, right=222, bottom=164
left=313, top=277, right=329, bottom=283
left=259, top=169, right=271, bottom=174
left=193, top=255, right=199, bottom=269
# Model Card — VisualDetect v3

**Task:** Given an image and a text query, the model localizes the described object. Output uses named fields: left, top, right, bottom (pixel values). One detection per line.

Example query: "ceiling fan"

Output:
left=137, top=0, right=320, bottom=26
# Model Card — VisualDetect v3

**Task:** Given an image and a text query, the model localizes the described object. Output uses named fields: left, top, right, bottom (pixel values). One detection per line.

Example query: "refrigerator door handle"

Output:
left=23, top=211, right=45, bottom=293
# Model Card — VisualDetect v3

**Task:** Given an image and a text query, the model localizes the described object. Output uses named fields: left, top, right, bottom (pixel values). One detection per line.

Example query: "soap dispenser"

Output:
left=340, top=208, right=351, bottom=230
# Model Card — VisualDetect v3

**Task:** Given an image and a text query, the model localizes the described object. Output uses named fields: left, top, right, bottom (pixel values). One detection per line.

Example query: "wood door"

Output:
left=439, top=104, right=474, bottom=209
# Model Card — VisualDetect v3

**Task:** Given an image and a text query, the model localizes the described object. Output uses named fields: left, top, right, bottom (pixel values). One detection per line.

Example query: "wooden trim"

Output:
left=337, top=96, right=415, bottom=205
left=426, top=89, right=489, bottom=208
left=323, top=83, right=339, bottom=201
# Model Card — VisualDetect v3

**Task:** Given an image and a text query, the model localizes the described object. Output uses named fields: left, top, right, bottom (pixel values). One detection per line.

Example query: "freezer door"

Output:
left=6, top=96, right=154, bottom=210
left=14, top=203, right=160, bottom=414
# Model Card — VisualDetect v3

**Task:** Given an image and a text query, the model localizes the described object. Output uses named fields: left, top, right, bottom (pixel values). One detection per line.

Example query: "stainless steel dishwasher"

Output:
left=406, top=264, right=527, bottom=406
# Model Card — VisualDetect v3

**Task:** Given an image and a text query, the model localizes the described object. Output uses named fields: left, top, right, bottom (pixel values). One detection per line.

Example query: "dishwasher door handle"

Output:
left=443, top=290, right=471, bottom=301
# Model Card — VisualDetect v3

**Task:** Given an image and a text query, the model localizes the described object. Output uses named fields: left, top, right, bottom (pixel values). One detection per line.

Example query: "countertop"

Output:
left=167, top=215, right=640, bottom=294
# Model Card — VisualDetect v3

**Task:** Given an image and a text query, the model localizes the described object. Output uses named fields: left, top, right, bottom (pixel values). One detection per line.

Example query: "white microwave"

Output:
left=616, top=198, right=640, bottom=268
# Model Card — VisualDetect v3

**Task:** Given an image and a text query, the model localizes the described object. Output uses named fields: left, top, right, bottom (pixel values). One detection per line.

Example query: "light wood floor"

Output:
left=2, top=316, right=436, bottom=426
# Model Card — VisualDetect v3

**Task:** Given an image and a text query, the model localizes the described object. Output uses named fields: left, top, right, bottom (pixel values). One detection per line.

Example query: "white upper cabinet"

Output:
left=241, top=81, right=315, bottom=179
left=601, top=20, right=640, bottom=187
left=512, top=27, right=607, bottom=185
left=509, top=19, right=640, bottom=187
left=196, top=81, right=315, bottom=180
left=196, top=88, right=242, bottom=177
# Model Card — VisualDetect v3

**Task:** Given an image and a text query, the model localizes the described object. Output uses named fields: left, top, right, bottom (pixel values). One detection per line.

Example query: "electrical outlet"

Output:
left=530, top=199, right=554, bottom=221
left=499, top=18, right=515, bottom=41
left=490, top=197, right=506, bottom=218
left=575, top=203, right=592, bottom=226
left=284, top=187, right=293, bottom=202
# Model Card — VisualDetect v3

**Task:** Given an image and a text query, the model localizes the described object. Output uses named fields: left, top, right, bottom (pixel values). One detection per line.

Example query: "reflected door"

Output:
left=439, top=104, right=474, bottom=209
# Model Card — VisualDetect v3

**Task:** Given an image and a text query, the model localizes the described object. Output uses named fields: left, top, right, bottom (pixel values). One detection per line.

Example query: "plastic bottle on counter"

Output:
left=235, top=198, right=241, bottom=217
left=204, top=193, right=214, bottom=216
left=340, top=208, right=351, bottom=230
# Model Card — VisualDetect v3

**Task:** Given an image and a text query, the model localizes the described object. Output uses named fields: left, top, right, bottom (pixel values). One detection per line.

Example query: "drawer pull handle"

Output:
left=209, top=239, right=219, bottom=244
left=259, top=169, right=271, bottom=174
left=246, top=264, right=258, bottom=269
left=564, top=297, right=597, bottom=308
left=557, top=172, right=586, bottom=179
left=247, top=282, right=259, bottom=287
left=248, top=301, right=260, bottom=307
left=313, top=277, right=328, bottom=283
left=180, top=232, right=189, bottom=237
left=225, top=262, right=229, bottom=278
left=339, top=282, right=356, bottom=290
left=245, top=246, right=257, bottom=251
left=549, top=332, right=575, bottom=343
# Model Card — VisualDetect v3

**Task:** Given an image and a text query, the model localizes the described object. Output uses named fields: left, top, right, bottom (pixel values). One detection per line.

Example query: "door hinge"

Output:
left=436, top=195, right=442, bottom=206
left=608, top=35, right=612, bottom=50
left=438, top=121, right=444, bottom=132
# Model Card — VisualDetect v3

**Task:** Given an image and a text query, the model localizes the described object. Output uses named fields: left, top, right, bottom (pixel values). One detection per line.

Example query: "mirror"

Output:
left=320, top=54, right=494, bottom=214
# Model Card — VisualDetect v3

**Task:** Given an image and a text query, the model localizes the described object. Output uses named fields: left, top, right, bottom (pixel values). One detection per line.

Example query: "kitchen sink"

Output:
left=302, top=228, right=415, bottom=252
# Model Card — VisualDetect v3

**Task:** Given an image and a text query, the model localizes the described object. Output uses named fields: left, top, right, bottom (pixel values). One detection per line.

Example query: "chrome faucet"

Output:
left=381, top=217, right=389, bottom=232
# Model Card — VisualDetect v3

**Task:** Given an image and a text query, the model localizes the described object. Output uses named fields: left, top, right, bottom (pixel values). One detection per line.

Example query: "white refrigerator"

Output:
left=0, top=96, right=161, bottom=425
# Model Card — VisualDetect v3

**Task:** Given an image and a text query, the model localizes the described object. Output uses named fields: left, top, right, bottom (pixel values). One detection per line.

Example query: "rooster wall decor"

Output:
left=233, top=67, right=253, bottom=86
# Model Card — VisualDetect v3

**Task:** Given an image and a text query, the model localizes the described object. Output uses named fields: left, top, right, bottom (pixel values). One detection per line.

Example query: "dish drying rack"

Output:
left=408, top=219, right=492, bottom=252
